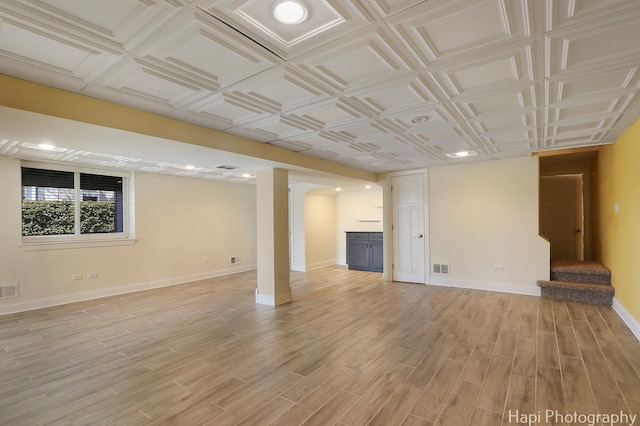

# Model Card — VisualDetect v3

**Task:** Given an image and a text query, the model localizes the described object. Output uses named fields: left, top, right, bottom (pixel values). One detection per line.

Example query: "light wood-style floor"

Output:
left=1, top=266, right=639, bottom=425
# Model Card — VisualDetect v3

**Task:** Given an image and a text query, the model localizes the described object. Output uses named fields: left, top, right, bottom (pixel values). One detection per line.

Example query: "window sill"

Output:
left=20, top=237, right=137, bottom=251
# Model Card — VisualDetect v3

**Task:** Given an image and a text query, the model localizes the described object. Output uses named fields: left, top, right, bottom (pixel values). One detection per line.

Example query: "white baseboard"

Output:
left=0, top=265, right=257, bottom=316
left=427, top=276, right=541, bottom=296
left=305, top=260, right=338, bottom=271
left=255, top=288, right=291, bottom=306
left=255, top=289, right=274, bottom=306
left=173, top=264, right=256, bottom=285
left=612, top=297, right=640, bottom=341
left=0, top=278, right=173, bottom=316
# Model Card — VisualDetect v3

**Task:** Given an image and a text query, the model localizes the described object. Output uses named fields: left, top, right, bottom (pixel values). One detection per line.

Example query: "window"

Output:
left=21, top=163, right=133, bottom=246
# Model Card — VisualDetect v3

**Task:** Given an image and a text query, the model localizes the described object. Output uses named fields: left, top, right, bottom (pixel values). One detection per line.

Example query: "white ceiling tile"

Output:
left=1, top=0, right=640, bottom=175
left=548, top=67, right=639, bottom=103
left=454, top=88, right=535, bottom=122
left=135, top=8, right=281, bottom=89
left=0, top=22, right=90, bottom=69
left=547, top=15, right=640, bottom=75
left=202, top=0, right=371, bottom=59
left=360, top=0, right=427, bottom=19
left=545, top=0, right=639, bottom=31
left=295, top=25, right=417, bottom=94
left=390, top=0, right=533, bottom=65
left=350, top=74, right=439, bottom=117
left=288, top=98, right=373, bottom=131
left=226, top=65, right=336, bottom=113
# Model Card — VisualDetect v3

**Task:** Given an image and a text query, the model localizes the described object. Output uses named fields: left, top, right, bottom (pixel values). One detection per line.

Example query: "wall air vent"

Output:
left=213, top=165, right=238, bottom=170
left=0, top=283, right=18, bottom=299
left=432, top=264, right=450, bottom=275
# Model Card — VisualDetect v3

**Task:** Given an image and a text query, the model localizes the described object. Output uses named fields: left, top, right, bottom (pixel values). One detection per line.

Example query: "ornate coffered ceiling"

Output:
left=0, top=0, right=639, bottom=179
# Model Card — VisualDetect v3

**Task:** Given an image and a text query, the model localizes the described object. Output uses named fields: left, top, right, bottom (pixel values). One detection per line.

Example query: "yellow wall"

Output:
left=598, top=118, right=640, bottom=323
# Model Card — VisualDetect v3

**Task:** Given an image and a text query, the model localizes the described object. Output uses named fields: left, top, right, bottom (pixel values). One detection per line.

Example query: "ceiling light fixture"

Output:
left=242, top=173, right=251, bottom=178
left=445, top=150, right=478, bottom=159
left=274, top=1, right=308, bottom=25
left=185, top=165, right=196, bottom=170
left=336, top=187, right=342, bottom=192
left=365, top=185, right=371, bottom=189
left=411, top=115, right=430, bottom=124
left=38, top=143, right=56, bottom=151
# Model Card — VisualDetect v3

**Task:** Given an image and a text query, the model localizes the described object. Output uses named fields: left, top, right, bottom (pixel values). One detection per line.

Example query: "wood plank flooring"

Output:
left=0, top=266, right=639, bottom=425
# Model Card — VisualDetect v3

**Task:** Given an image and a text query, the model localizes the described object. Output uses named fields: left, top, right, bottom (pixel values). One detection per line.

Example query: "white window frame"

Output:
left=20, top=161, right=136, bottom=251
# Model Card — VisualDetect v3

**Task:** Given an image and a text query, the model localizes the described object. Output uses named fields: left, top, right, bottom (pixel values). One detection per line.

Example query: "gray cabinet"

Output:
left=346, top=232, right=383, bottom=272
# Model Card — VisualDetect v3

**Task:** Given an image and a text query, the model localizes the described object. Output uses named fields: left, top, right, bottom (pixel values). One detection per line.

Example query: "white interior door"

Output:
left=392, top=174, right=426, bottom=283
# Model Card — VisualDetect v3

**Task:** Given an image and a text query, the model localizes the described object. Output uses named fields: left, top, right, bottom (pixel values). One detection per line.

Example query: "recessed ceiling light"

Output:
left=274, top=1, right=307, bottom=25
left=336, top=187, right=342, bottom=192
left=38, top=143, right=56, bottom=151
left=365, top=185, right=371, bottom=189
left=242, top=173, right=251, bottom=178
left=185, top=165, right=196, bottom=170
left=445, top=150, right=478, bottom=159
left=411, top=115, right=430, bottom=124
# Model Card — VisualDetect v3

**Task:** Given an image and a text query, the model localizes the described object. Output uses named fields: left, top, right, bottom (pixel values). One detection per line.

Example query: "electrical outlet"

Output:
left=230, top=256, right=240, bottom=264
left=493, top=265, right=504, bottom=272
left=203, top=258, right=210, bottom=264
left=87, top=272, right=98, bottom=279
left=72, top=274, right=83, bottom=280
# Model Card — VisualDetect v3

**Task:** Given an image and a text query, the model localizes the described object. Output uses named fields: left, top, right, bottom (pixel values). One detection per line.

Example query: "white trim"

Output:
left=305, top=259, right=337, bottom=271
left=612, top=297, right=640, bottom=341
left=21, top=160, right=130, bottom=177
left=174, top=264, right=256, bottom=285
left=0, top=278, right=173, bottom=316
left=20, top=161, right=135, bottom=243
left=20, top=237, right=136, bottom=251
left=255, top=289, right=274, bottom=306
left=427, top=276, right=541, bottom=296
left=255, top=288, right=292, bottom=306
left=0, top=265, right=257, bottom=316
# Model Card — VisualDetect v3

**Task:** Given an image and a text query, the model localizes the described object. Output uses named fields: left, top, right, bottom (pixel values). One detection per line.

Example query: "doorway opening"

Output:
left=539, top=149, right=598, bottom=261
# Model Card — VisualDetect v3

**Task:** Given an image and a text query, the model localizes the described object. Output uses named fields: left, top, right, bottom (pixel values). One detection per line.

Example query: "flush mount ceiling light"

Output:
left=242, top=173, right=252, bottom=178
left=273, top=1, right=308, bottom=25
left=411, top=115, right=430, bottom=124
left=184, top=165, right=196, bottom=170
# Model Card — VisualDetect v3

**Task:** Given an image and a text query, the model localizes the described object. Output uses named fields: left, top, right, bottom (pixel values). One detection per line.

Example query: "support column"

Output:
left=256, top=168, right=291, bottom=306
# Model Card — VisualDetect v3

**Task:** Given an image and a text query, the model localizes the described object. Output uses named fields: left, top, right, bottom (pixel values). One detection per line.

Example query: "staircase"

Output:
left=537, top=260, right=614, bottom=305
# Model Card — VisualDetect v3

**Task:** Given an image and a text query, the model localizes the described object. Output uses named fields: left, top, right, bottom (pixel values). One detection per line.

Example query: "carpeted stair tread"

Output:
left=537, top=280, right=614, bottom=293
left=550, top=260, right=611, bottom=285
left=551, top=260, right=611, bottom=275
left=537, top=279, right=614, bottom=306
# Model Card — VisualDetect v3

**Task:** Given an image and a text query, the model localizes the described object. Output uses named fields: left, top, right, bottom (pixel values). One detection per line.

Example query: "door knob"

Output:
left=414, top=234, right=424, bottom=238
left=574, top=229, right=582, bottom=233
